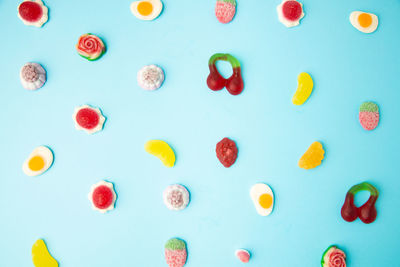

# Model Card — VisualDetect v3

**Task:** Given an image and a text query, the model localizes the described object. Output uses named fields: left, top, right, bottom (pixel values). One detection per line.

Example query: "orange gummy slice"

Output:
left=298, top=141, right=325, bottom=169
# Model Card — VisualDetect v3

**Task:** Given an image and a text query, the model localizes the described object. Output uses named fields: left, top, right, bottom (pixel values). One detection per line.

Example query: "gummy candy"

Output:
left=207, top=53, right=244, bottom=95
left=18, top=0, right=48, bottom=27
left=20, top=63, right=46, bottom=90
left=88, top=181, right=117, bottom=213
left=236, top=249, right=250, bottom=263
left=163, top=184, right=190, bottom=211
left=76, top=34, right=106, bottom=61
left=321, top=245, right=346, bottom=267
left=215, top=0, right=236, bottom=24
left=32, top=239, right=58, bottom=267
left=350, top=11, right=378, bottom=34
left=73, top=105, right=106, bottom=134
left=165, top=238, right=187, bottom=267
left=359, top=102, right=379, bottom=131
left=277, top=0, right=304, bottom=28
left=298, top=141, right=325, bottom=169
left=292, top=72, right=313, bottom=105
left=341, top=182, right=378, bottom=224
left=137, top=64, right=165, bottom=90
left=145, top=140, right=176, bottom=167
left=216, top=137, right=238, bottom=167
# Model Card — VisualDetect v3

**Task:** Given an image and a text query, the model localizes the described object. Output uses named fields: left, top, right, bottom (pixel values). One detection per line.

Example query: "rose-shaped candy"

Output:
left=76, top=33, right=106, bottom=61
left=321, top=245, right=346, bottom=267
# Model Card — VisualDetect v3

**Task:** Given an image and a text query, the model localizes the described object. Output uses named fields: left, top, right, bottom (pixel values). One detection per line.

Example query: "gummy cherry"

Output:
left=341, top=182, right=379, bottom=224
left=207, top=53, right=244, bottom=95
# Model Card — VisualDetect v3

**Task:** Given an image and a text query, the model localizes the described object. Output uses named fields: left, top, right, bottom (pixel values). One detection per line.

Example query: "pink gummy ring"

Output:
left=282, top=1, right=302, bottom=21
left=92, top=185, right=114, bottom=210
left=18, top=1, right=43, bottom=22
left=76, top=108, right=100, bottom=130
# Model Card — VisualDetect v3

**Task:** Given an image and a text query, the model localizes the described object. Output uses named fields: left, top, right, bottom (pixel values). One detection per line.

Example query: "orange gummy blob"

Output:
left=259, top=194, right=273, bottom=209
left=28, top=156, right=45, bottom=171
left=138, top=1, right=153, bottom=16
left=298, top=141, right=325, bottom=170
left=358, top=13, right=372, bottom=28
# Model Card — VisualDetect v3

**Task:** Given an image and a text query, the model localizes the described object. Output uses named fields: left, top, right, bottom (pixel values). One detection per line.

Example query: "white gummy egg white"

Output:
left=350, top=11, right=378, bottom=33
left=130, top=0, right=163, bottom=21
left=250, top=183, right=274, bottom=216
left=22, top=146, right=53, bottom=176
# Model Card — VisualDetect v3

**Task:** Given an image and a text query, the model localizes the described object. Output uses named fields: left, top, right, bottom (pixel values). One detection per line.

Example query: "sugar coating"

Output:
left=137, top=65, right=165, bottom=90
left=215, top=0, right=236, bottom=24
left=236, top=249, right=250, bottom=263
left=20, top=63, right=46, bottom=90
left=163, top=184, right=190, bottom=211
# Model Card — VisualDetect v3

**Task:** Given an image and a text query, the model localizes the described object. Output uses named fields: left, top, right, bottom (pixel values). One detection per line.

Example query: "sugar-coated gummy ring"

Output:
left=207, top=53, right=244, bottom=95
left=341, top=182, right=379, bottom=224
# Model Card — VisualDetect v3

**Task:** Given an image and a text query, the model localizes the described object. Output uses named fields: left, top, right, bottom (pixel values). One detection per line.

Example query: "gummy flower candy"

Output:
left=321, top=245, right=346, bottom=267
left=76, top=34, right=106, bottom=61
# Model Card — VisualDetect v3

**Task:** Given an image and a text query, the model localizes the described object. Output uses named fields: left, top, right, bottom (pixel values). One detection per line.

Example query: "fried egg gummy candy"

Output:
left=321, top=245, right=346, bottom=267
left=341, top=182, right=379, bottom=224
left=298, top=141, right=325, bottom=170
left=18, top=0, right=48, bottom=27
left=76, top=34, right=106, bottom=61
left=163, top=184, right=190, bottom=211
left=23, top=146, right=53, bottom=177
left=131, top=0, right=163, bottom=21
left=73, top=105, right=106, bottom=134
left=350, top=11, right=378, bottom=33
left=250, top=183, right=274, bottom=216
left=32, top=239, right=58, bottom=267
left=359, top=101, right=379, bottom=131
left=236, top=249, right=251, bottom=263
left=277, top=0, right=304, bottom=28
left=88, top=181, right=117, bottom=213
left=165, top=238, right=187, bottom=267
left=145, top=140, right=176, bottom=168
left=292, top=72, right=313, bottom=105
left=215, top=0, right=236, bottom=24
left=20, top=62, right=46, bottom=90
left=207, top=53, right=244, bottom=95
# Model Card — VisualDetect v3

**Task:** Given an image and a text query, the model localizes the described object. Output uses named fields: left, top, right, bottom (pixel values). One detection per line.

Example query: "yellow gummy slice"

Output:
left=145, top=140, right=176, bottom=168
left=292, top=72, right=314, bottom=105
left=32, top=239, right=58, bottom=267
left=298, top=141, right=325, bottom=170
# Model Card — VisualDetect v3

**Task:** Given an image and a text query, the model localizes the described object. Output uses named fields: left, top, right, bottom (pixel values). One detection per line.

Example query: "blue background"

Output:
left=1, top=0, right=399, bottom=266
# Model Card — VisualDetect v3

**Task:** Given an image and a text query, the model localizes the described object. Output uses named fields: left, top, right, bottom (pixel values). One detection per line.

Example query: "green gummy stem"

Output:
left=360, top=102, right=378, bottom=113
left=219, top=0, right=236, bottom=6
left=348, top=182, right=379, bottom=197
left=165, top=238, right=186, bottom=250
left=209, top=53, right=241, bottom=69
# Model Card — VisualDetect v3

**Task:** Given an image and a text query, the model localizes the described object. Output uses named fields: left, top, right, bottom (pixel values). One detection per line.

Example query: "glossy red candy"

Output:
left=92, top=185, right=114, bottom=209
left=207, top=53, right=244, bottom=95
left=341, top=182, right=379, bottom=224
left=19, top=1, right=43, bottom=22
left=76, top=108, right=100, bottom=130
left=216, top=138, right=238, bottom=167
left=282, top=1, right=302, bottom=21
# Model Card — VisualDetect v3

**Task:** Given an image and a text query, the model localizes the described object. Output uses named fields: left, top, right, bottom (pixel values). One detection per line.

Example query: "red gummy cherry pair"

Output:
left=207, top=53, right=244, bottom=95
left=341, top=182, right=379, bottom=224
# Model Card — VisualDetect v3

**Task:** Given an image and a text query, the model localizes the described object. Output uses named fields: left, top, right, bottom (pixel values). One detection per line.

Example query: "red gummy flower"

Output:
left=76, top=34, right=106, bottom=61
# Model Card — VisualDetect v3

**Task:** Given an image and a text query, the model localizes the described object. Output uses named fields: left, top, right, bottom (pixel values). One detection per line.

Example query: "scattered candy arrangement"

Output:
left=14, top=0, right=385, bottom=266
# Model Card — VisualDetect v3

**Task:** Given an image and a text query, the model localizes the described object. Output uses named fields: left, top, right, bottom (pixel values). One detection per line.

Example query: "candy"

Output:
left=18, top=0, right=48, bottom=27
left=131, top=0, right=163, bottom=21
left=350, top=11, right=378, bottom=34
left=277, top=0, right=304, bottom=28
left=341, top=182, right=379, bottom=224
left=88, top=181, right=117, bottom=213
left=137, top=65, right=165, bottom=91
left=359, top=102, right=379, bottom=131
left=73, top=105, right=106, bottom=134
left=298, top=141, right=325, bottom=169
left=20, top=63, right=46, bottom=90
left=292, top=72, right=313, bottom=105
left=145, top=140, right=176, bottom=168
left=32, top=239, right=58, bottom=267
left=215, top=0, right=236, bottom=24
left=22, top=146, right=53, bottom=177
left=235, top=249, right=250, bottom=263
left=76, top=34, right=106, bottom=61
left=321, top=245, right=346, bottom=267
left=165, top=238, right=187, bottom=267
left=163, top=184, right=190, bottom=211
left=216, top=137, right=238, bottom=167
left=250, top=183, right=274, bottom=216
left=207, top=53, right=244, bottom=95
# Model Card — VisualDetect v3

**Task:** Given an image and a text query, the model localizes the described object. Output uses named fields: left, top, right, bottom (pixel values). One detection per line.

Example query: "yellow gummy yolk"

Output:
left=138, top=1, right=153, bottom=16
left=358, top=13, right=372, bottom=28
left=258, top=193, right=273, bottom=209
left=32, top=239, right=58, bottom=267
left=28, top=156, right=45, bottom=171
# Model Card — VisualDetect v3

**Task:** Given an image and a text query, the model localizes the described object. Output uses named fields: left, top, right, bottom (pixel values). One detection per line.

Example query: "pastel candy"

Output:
left=359, top=102, right=379, bottom=130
